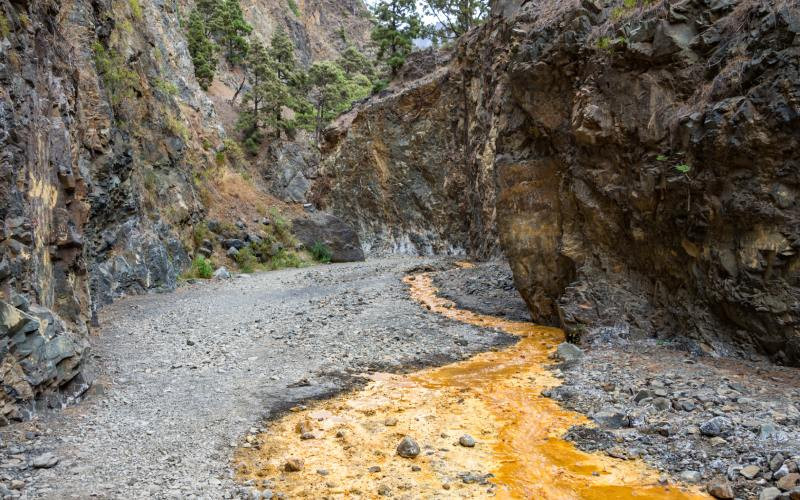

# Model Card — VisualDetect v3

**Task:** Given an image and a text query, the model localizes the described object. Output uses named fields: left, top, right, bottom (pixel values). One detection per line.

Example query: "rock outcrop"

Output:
left=316, top=0, right=800, bottom=365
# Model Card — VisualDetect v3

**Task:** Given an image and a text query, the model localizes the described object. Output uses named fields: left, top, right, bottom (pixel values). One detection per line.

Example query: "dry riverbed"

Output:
left=0, top=258, right=513, bottom=499
left=0, top=258, right=797, bottom=499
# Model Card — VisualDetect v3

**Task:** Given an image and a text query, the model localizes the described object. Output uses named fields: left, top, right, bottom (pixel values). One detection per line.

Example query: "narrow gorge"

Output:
left=0, top=0, right=798, bottom=498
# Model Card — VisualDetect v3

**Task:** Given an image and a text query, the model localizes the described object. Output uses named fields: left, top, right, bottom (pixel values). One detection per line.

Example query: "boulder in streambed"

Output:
left=396, top=436, right=420, bottom=458
left=291, top=212, right=365, bottom=263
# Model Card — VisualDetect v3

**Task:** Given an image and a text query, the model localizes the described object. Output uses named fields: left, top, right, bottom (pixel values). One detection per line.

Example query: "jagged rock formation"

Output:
left=0, top=0, right=369, bottom=420
left=316, top=0, right=800, bottom=365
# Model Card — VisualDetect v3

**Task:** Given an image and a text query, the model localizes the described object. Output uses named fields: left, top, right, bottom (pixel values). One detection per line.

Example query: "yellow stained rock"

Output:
left=234, top=271, right=710, bottom=499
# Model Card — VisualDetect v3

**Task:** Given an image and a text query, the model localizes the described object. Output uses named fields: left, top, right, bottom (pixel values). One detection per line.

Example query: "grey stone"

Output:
left=592, top=410, right=626, bottom=429
left=32, top=453, right=59, bottom=469
left=227, top=247, right=240, bottom=258
left=555, top=342, right=584, bottom=364
left=706, top=477, right=734, bottom=499
left=680, top=470, right=702, bottom=483
left=759, top=487, right=782, bottom=500
left=458, top=435, right=476, bottom=447
left=213, top=267, right=231, bottom=280
left=396, top=436, right=420, bottom=458
left=700, top=416, right=732, bottom=437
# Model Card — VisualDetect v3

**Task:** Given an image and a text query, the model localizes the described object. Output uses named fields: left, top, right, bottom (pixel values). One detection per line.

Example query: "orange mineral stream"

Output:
left=234, top=271, right=710, bottom=499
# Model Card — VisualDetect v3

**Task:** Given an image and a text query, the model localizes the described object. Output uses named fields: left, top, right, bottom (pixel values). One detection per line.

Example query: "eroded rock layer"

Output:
left=316, top=0, right=800, bottom=364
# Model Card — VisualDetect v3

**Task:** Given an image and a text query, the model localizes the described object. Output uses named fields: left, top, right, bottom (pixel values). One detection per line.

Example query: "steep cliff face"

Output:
left=317, top=0, right=800, bottom=365
left=0, top=0, right=369, bottom=420
left=313, top=47, right=501, bottom=256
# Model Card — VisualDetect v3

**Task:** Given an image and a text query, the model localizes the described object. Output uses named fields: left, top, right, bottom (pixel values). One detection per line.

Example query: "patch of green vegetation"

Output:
left=235, top=247, right=259, bottom=273
left=184, top=255, right=214, bottom=279
left=92, top=42, right=139, bottom=106
left=656, top=154, right=668, bottom=161
left=268, top=248, right=304, bottom=270
left=143, top=169, right=158, bottom=193
left=0, top=11, right=10, bottom=38
left=202, top=138, right=214, bottom=151
left=119, top=19, right=133, bottom=34
left=129, top=0, right=143, bottom=20
left=166, top=114, right=190, bottom=141
left=192, top=222, right=213, bottom=248
left=287, top=0, right=300, bottom=17
left=675, top=163, right=692, bottom=174
left=310, top=241, right=332, bottom=264
left=269, top=208, right=292, bottom=241
left=154, top=78, right=178, bottom=96
left=222, top=138, right=247, bottom=170
left=596, top=36, right=613, bottom=50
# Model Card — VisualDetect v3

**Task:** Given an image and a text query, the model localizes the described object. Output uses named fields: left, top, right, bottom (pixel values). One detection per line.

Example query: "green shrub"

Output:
left=310, top=242, right=332, bottom=263
left=189, top=255, right=214, bottom=279
left=675, top=164, right=691, bottom=174
left=192, top=223, right=212, bottom=248
left=287, top=0, right=300, bottom=17
left=235, top=247, right=259, bottom=273
left=268, top=249, right=303, bottom=270
left=0, top=12, right=10, bottom=38
left=129, top=0, right=143, bottom=20
left=93, top=42, right=139, bottom=106
left=154, top=78, right=178, bottom=96
left=269, top=208, right=292, bottom=241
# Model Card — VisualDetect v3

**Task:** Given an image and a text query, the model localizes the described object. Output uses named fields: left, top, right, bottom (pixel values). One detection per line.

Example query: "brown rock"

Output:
left=706, top=477, right=735, bottom=499
left=778, top=473, right=800, bottom=491
left=284, top=458, right=304, bottom=472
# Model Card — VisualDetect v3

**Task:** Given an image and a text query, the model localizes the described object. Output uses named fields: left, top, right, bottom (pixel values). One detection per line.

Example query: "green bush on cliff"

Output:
left=92, top=42, right=139, bottom=106
left=235, top=247, right=259, bottom=273
left=287, top=0, right=300, bottom=17
left=129, top=0, right=143, bottom=20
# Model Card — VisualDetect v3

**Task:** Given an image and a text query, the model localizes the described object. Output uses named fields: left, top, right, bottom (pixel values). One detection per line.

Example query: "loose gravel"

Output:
left=0, top=258, right=513, bottom=499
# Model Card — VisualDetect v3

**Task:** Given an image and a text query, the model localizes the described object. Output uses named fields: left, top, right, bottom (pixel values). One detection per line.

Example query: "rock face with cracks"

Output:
left=316, top=0, right=800, bottom=365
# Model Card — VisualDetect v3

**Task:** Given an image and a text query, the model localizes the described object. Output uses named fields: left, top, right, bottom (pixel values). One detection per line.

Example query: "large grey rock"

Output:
left=0, top=301, right=89, bottom=425
left=292, top=213, right=365, bottom=263
left=555, top=342, right=584, bottom=365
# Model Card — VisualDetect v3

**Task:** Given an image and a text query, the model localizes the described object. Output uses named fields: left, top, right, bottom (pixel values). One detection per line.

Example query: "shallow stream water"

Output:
left=234, top=270, right=709, bottom=499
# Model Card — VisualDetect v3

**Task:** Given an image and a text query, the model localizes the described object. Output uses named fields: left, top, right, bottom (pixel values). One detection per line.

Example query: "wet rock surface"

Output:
left=0, top=259, right=513, bottom=498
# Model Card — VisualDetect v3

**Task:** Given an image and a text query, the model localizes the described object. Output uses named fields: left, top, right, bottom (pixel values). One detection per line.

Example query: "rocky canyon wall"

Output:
left=317, top=0, right=800, bottom=365
left=0, top=0, right=369, bottom=421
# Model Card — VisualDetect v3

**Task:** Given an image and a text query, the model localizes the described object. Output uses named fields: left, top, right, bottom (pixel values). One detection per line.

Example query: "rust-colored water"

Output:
left=234, top=270, right=709, bottom=499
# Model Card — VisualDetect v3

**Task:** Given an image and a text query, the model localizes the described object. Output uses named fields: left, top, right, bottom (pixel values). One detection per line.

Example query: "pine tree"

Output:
left=337, top=45, right=374, bottom=79
left=304, top=61, right=370, bottom=145
left=268, top=28, right=297, bottom=83
left=187, top=10, right=218, bottom=90
left=370, top=0, right=421, bottom=76
left=422, top=0, right=488, bottom=40
left=218, top=0, right=252, bottom=65
left=238, top=39, right=291, bottom=151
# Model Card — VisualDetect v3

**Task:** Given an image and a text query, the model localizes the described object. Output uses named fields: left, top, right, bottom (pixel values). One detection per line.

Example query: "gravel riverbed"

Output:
left=0, top=258, right=513, bottom=499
